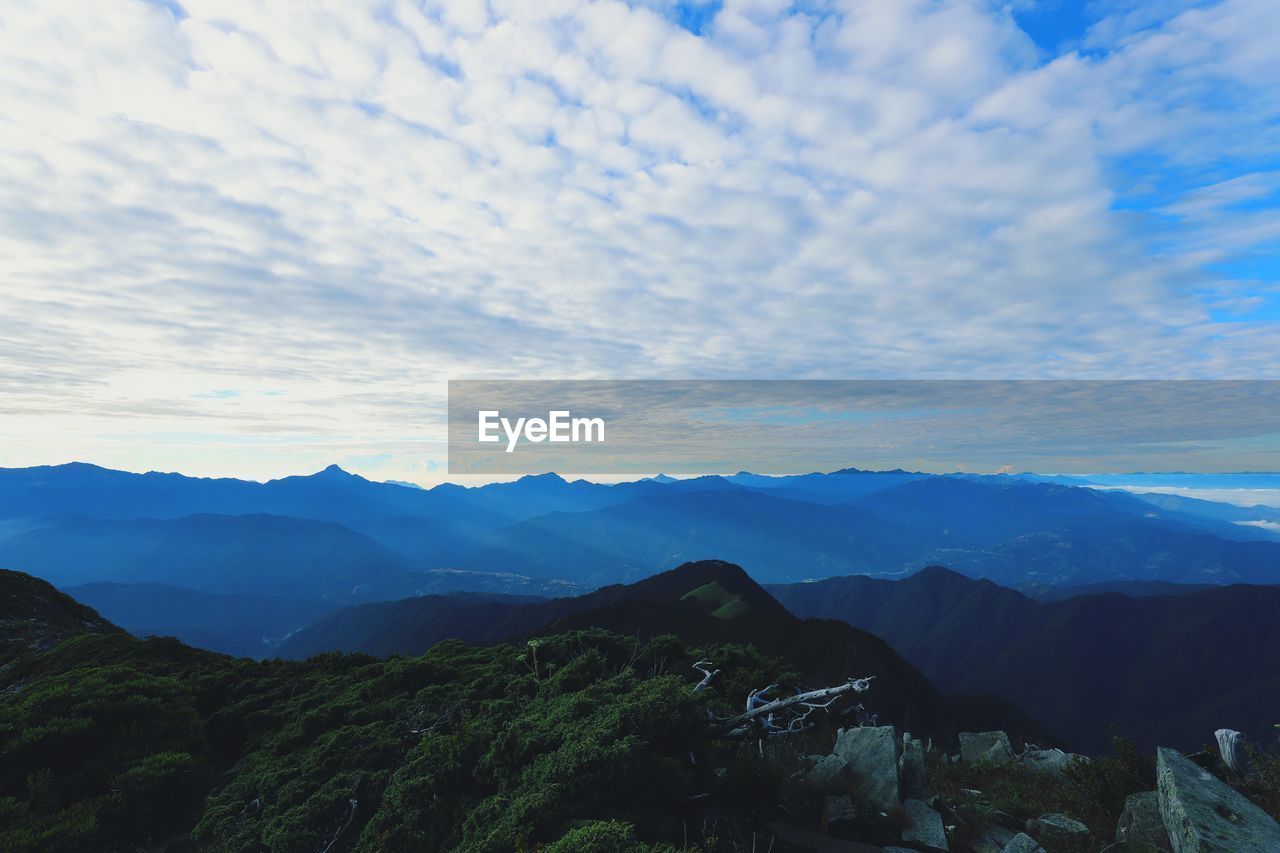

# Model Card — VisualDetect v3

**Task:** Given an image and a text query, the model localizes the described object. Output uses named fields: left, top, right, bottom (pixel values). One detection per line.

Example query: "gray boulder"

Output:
left=1001, top=833, right=1047, bottom=853
left=901, top=798, right=948, bottom=851
left=973, top=825, right=1018, bottom=853
left=1157, top=746, right=1280, bottom=852
left=1116, top=791, right=1171, bottom=851
left=960, top=731, right=1015, bottom=767
left=1026, top=813, right=1090, bottom=852
left=900, top=733, right=926, bottom=799
left=833, top=725, right=901, bottom=812
left=803, top=753, right=850, bottom=789
left=1021, top=748, right=1088, bottom=779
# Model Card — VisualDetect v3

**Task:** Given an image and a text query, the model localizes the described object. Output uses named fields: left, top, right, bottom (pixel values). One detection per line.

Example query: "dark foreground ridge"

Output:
left=0, top=568, right=122, bottom=666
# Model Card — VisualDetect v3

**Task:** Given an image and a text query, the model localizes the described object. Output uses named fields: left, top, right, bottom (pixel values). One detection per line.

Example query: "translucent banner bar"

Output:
left=447, top=380, right=1280, bottom=475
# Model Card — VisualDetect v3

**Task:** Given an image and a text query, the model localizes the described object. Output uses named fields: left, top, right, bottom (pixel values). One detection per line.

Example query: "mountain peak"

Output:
left=516, top=472, right=566, bottom=485
left=315, top=464, right=353, bottom=478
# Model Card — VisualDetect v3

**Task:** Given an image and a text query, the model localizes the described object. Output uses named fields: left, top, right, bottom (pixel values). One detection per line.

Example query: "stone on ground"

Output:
left=901, top=798, right=948, bottom=851
left=804, top=753, right=850, bottom=789
left=1021, top=748, right=1088, bottom=778
left=900, top=733, right=926, bottom=799
left=1116, top=791, right=1171, bottom=851
left=832, top=725, right=901, bottom=812
left=1026, top=812, right=1090, bottom=852
left=959, top=731, right=1015, bottom=767
left=1000, top=833, right=1047, bottom=853
left=1156, top=746, right=1280, bottom=853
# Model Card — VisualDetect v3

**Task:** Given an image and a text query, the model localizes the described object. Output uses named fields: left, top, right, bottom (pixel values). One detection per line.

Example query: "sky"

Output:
left=1, top=0, right=1278, bottom=483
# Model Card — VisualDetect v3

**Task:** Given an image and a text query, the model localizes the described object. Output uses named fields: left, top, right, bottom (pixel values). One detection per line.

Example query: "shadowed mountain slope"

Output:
left=280, top=560, right=1048, bottom=744
left=771, top=567, right=1280, bottom=752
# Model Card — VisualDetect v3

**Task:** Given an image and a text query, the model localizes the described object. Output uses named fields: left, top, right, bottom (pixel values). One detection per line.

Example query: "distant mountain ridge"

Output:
left=770, top=567, right=1280, bottom=752
left=6, top=462, right=1280, bottom=643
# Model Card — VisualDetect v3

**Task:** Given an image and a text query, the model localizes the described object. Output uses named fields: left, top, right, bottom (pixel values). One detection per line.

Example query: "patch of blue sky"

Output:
left=665, top=0, right=723, bottom=36
left=1011, top=0, right=1095, bottom=54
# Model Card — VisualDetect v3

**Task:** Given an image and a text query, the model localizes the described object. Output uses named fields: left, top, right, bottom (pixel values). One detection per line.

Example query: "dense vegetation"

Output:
left=0, top=620, right=817, bottom=852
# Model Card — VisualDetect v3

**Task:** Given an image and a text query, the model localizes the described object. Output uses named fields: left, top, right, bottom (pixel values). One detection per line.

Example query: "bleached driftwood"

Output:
left=712, top=675, right=875, bottom=738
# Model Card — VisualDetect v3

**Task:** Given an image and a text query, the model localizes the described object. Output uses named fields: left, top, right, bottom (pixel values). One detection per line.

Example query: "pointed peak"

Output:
left=908, top=565, right=973, bottom=584
left=517, top=472, right=566, bottom=485
left=315, top=464, right=355, bottom=479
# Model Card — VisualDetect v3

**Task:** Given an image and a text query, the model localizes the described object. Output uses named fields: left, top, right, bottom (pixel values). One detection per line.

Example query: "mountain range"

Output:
left=4, top=462, right=1279, bottom=591
left=5, top=460, right=1280, bottom=756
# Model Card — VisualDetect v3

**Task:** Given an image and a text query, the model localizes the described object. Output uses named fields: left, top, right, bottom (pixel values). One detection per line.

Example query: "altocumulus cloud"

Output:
left=0, top=0, right=1278, bottom=481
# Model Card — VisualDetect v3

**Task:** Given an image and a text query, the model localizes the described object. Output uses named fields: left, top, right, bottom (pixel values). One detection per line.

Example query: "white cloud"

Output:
left=0, top=0, right=1277, bottom=481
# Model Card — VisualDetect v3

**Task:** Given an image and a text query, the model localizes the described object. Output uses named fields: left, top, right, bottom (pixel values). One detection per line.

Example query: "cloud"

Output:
left=0, top=0, right=1277, bottom=481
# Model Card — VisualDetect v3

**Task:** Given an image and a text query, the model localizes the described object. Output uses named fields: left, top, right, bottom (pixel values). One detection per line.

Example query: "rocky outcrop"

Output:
left=1000, top=833, right=1046, bottom=853
left=1026, top=812, right=1089, bottom=851
left=1021, top=748, right=1087, bottom=779
left=973, top=824, right=1018, bottom=852
left=901, top=798, right=948, bottom=851
left=1116, top=791, right=1171, bottom=851
left=960, top=731, right=1015, bottom=767
left=1156, top=746, right=1280, bottom=852
left=803, top=752, right=851, bottom=789
left=832, top=725, right=901, bottom=812
left=900, top=733, right=926, bottom=799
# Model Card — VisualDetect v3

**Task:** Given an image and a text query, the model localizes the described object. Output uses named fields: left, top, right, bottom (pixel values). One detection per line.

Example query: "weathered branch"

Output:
left=691, top=660, right=721, bottom=693
left=701, top=672, right=875, bottom=739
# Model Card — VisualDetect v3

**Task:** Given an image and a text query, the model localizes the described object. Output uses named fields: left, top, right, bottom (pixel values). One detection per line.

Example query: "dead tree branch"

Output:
left=691, top=660, right=721, bottom=693
left=691, top=664, right=875, bottom=738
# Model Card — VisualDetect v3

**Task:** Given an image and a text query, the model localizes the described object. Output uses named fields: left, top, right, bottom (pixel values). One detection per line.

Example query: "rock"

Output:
left=822, top=795, right=857, bottom=832
left=973, top=825, right=1018, bottom=853
left=1214, top=729, right=1248, bottom=774
left=1021, top=748, right=1088, bottom=779
left=1116, top=791, right=1171, bottom=851
left=1156, top=746, right=1280, bottom=853
left=833, top=725, right=901, bottom=812
left=960, top=731, right=1015, bottom=767
left=1026, top=813, right=1089, bottom=852
left=1001, top=833, right=1047, bottom=853
left=804, top=753, right=850, bottom=789
left=901, top=798, right=948, bottom=851
left=900, top=733, right=926, bottom=799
